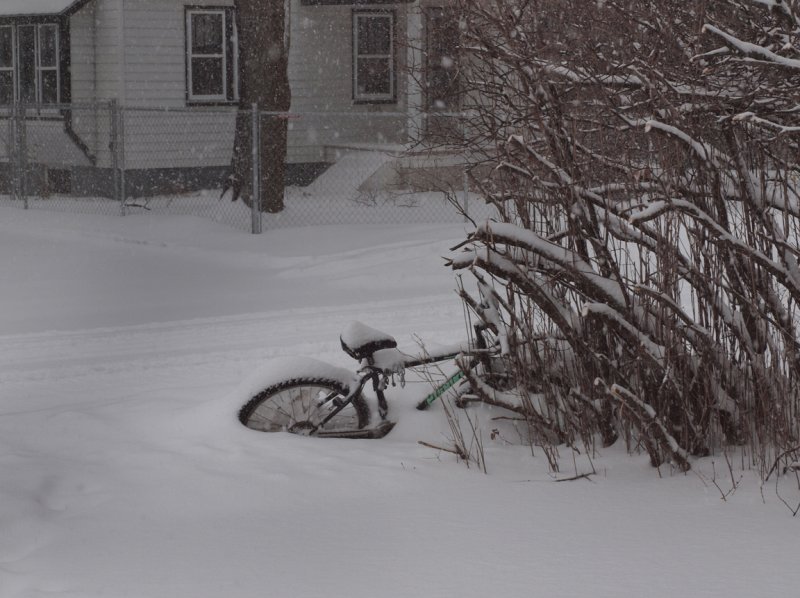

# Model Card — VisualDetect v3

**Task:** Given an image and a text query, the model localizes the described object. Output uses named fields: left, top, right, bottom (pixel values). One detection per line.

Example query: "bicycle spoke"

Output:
left=244, top=384, right=362, bottom=433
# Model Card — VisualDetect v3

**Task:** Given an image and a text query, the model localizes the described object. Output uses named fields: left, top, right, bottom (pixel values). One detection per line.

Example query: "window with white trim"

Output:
left=0, top=23, right=60, bottom=105
left=425, top=7, right=460, bottom=112
left=353, top=11, right=394, bottom=102
left=0, top=26, right=13, bottom=105
left=186, top=7, right=238, bottom=103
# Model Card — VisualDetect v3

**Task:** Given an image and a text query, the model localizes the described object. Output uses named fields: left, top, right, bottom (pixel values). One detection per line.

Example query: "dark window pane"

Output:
left=426, top=8, right=460, bottom=110
left=357, top=57, right=390, bottom=95
left=357, top=16, right=391, bottom=55
left=41, top=70, right=58, bottom=104
left=0, top=27, right=12, bottom=68
left=192, top=13, right=223, bottom=55
left=18, top=26, right=36, bottom=103
left=0, top=72, right=12, bottom=104
left=39, top=25, right=58, bottom=67
left=427, top=8, right=459, bottom=57
left=192, top=57, right=223, bottom=96
left=226, top=10, right=239, bottom=101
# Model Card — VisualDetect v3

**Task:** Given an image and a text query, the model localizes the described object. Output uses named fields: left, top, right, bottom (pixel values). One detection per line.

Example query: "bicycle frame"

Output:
left=239, top=287, right=506, bottom=439
left=312, top=344, right=472, bottom=435
left=294, top=316, right=502, bottom=438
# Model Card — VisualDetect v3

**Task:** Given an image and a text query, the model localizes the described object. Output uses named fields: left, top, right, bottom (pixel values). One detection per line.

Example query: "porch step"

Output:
left=303, top=149, right=398, bottom=197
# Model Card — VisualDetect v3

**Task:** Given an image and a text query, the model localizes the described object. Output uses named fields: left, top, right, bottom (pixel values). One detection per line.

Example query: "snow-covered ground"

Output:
left=0, top=205, right=797, bottom=598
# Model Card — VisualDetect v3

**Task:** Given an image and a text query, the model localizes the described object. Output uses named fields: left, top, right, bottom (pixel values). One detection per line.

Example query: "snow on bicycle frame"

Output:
left=237, top=320, right=479, bottom=439
left=340, top=320, right=471, bottom=414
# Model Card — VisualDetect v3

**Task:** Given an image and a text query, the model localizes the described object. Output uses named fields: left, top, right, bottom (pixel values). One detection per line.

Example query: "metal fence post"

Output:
left=118, top=103, right=127, bottom=216
left=110, top=100, right=127, bottom=216
left=251, top=103, right=262, bottom=234
left=110, top=99, right=120, bottom=212
left=8, top=105, right=17, bottom=203
left=15, top=103, right=28, bottom=209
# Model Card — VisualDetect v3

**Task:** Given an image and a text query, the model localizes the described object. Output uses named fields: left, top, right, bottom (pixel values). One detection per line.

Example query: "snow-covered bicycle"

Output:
left=238, top=318, right=504, bottom=439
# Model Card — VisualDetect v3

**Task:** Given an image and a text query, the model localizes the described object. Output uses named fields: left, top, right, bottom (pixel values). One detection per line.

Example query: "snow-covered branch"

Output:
left=452, top=0, right=800, bottom=475
left=733, top=111, right=800, bottom=136
left=702, top=24, right=800, bottom=70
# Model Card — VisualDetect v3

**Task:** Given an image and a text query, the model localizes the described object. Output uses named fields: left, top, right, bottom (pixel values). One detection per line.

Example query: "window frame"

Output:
left=352, top=10, right=395, bottom=104
left=424, top=6, right=460, bottom=113
left=35, top=24, right=60, bottom=104
left=185, top=6, right=238, bottom=105
left=0, top=20, right=62, bottom=106
left=0, top=25, right=14, bottom=105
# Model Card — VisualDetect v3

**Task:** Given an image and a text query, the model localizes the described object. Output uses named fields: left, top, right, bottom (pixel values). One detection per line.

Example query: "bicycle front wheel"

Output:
left=239, top=378, right=370, bottom=435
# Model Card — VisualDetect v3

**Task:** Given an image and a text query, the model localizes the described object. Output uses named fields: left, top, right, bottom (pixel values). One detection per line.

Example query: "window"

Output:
left=37, top=25, right=59, bottom=105
left=353, top=11, right=394, bottom=102
left=0, top=26, right=13, bottom=105
left=425, top=7, right=460, bottom=112
left=0, top=23, right=60, bottom=106
left=186, top=8, right=238, bottom=103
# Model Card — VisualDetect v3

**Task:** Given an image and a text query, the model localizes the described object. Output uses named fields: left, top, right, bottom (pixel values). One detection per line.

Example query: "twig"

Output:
left=764, top=445, right=800, bottom=482
left=553, top=472, right=595, bottom=482
left=418, top=440, right=468, bottom=460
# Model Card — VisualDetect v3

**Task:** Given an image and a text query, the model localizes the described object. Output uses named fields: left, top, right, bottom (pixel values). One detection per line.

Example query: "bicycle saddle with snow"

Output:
left=340, top=321, right=397, bottom=361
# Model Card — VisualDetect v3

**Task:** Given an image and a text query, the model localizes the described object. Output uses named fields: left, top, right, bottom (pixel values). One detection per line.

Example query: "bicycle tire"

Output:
left=239, top=377, right=370, bottom=435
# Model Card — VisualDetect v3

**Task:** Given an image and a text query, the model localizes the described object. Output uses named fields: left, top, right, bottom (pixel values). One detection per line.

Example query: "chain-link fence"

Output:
left=1, top=102, right=124, bottom=216
left=1, top=102, right=494, bottom=233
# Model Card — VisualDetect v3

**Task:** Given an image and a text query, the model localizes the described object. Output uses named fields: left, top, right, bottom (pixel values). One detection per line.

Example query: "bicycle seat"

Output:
left=340, top=321, right=398, bottom=361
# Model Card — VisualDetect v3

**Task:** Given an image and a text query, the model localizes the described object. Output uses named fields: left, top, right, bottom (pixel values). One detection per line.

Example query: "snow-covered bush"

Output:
left=451, top=0, right=800, bottom=475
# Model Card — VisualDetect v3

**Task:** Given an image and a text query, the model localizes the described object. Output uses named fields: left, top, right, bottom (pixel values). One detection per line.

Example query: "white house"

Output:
left=0, top=0, right=459, bottom=195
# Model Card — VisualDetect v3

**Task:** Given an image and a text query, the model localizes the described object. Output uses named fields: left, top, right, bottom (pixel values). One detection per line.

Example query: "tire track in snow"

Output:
left=0, top=294, right=465, bottom=389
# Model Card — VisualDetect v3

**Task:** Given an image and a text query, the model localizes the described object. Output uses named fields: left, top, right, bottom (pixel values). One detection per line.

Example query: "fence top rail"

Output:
left=0, top=102, right=470, bottom=120
left=0, top=101, right=116, bottom=109
left=120, top=106, right=414, bottom=118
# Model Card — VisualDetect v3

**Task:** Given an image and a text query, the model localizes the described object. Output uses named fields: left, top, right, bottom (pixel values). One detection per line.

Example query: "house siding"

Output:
left=122, top=0, right=235, bottom=106
left=69, top=2, right=96, bottom=105
left=67, top=0, right=122, bottom=167
left=286, top=0, right=411, bottom=163
left=64, top=0, right=421, bottom=174
left=94, top=0, right=122, bottom=101
left=68, top=2, right=99, bottom=160
left=112, top=0, right=414, bottom=170
left=118, top=0, right=236, bottom=170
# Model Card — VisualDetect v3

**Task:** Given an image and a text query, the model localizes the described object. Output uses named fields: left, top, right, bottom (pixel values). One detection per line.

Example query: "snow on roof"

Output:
left=0, top=0, right=82, bottom=17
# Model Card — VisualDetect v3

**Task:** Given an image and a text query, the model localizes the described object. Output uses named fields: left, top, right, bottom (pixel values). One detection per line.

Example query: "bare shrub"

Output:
left=448, top=0, right=800, bottom=477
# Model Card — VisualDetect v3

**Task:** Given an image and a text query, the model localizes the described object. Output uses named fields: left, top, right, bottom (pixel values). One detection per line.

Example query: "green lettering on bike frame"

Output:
left=416, top=370, right=464, bottom=410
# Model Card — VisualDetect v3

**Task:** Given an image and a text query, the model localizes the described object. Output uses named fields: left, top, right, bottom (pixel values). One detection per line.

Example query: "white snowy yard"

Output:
left=1, top=205, right=798, bottom=598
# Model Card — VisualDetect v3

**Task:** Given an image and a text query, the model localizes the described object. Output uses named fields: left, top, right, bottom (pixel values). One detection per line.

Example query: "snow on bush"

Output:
left=448, top=0, right=800, bottom=476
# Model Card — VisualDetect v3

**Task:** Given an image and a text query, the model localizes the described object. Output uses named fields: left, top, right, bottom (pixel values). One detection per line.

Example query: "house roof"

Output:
left=0, top=0, right=85, bottom=17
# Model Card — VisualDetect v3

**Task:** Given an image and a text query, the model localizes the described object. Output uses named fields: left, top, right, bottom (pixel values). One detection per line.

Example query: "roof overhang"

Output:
left=0, top=0, right=90, bottom=18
